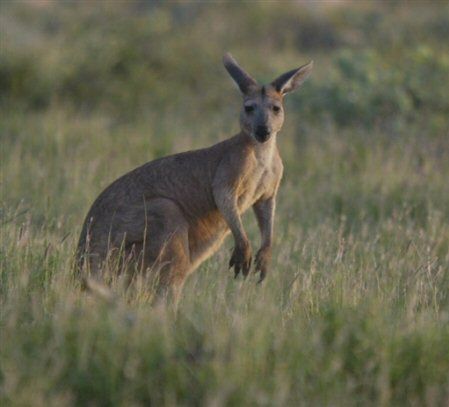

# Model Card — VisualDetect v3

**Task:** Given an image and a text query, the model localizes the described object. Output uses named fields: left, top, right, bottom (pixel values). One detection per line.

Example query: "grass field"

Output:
left=1, top=2, right=449, bottom=406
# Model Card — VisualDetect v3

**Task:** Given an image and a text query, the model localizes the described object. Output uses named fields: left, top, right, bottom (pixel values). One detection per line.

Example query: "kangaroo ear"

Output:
left=223, top=52, right=258, bottom=94
left=271, top=61, right=313, bottom=95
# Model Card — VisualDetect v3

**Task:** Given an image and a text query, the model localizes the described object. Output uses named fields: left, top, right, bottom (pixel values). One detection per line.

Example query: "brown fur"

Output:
left=76, top=53, right=313, bottom=302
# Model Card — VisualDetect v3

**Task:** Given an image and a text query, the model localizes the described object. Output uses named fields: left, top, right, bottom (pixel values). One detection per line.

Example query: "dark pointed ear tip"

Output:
left=223, top=52, right=235, bottom=66
left=293, top=60, right=313, bottom=78
left=302, top=60, right=314, bottom=70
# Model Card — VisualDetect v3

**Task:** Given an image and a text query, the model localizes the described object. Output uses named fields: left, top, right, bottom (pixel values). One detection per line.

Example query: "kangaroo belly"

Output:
left=188, top=210, right=229, bottom=270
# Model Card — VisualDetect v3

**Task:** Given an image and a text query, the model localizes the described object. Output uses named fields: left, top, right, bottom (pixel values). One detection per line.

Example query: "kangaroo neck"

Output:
left=239, top=130, right=278, bottom=163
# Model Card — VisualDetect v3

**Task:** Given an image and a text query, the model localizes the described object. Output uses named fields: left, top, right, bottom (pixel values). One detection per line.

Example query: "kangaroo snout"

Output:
left=255, top=125, right=271, bottom=143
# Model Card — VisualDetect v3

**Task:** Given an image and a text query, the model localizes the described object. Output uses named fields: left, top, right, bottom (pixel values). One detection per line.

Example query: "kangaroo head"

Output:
left=223, top=53, right=313, bottom=143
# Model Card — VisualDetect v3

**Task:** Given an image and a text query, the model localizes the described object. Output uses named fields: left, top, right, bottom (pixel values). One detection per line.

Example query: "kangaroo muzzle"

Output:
left=254, top=125, right=271, bottom=143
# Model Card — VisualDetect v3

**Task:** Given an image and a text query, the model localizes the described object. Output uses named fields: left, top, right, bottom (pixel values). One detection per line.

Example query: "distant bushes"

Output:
left=1, top=1, right=448, bottom=127
left=0, top=49, right=53, bottom=109
left=0, top=4, right=193, bottom=114
left=297, top=46, right=449, bottom=127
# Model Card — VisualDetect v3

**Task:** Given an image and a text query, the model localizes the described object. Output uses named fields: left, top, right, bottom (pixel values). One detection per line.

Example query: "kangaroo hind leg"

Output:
left=139, top=198, right=191, bottom=305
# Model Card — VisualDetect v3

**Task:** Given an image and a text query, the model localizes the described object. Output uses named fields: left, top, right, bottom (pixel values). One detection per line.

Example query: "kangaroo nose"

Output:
left=255, top=125, right=270, bottom=142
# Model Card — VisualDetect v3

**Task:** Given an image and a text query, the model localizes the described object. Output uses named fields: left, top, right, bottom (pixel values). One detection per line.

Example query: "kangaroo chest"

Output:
left=237, top=151, right=282, bottom=212
left=188, top=160, right=280, bottom=270
left=188, top=141, right=282, bottom=269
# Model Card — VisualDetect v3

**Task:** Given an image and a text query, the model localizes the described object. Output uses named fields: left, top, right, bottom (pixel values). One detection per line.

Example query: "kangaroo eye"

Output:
left=244, top=105, right=254, bottom=113
left=272, top=105, right=281, bottom=113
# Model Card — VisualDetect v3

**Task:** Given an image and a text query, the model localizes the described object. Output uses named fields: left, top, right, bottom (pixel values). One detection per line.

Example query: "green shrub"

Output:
left=296, top=47, right=449, bottom=127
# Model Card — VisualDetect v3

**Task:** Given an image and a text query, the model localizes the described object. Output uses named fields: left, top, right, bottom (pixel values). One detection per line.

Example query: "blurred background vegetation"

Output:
left=1, top=1, right=449, bottom=405
left=2, top=1, right=449, bottom=125
left=2, top=0, right=449, bottom=226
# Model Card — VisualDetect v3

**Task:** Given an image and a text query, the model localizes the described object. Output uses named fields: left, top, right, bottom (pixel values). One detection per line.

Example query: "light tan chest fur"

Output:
left=188, top=143, right=282, bottom=270
left=237, top=143, right=282, bottom=211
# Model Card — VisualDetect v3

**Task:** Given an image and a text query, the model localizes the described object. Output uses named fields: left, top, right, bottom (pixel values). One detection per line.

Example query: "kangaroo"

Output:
left=76, top=53, right=313, bottom=301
